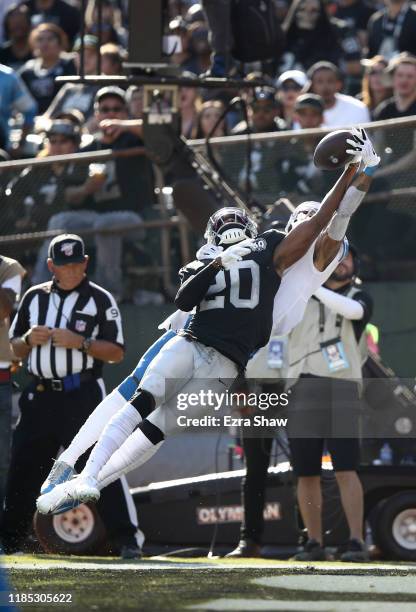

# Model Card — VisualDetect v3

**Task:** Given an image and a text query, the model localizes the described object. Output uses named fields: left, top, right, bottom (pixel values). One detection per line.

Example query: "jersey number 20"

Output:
left=200, top=260, right=260, bottom=311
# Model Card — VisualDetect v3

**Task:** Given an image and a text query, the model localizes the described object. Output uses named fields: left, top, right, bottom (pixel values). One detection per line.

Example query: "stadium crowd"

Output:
left=0, top=0, right=415, bottom=297
left=0, top=0, right=415, bottom=564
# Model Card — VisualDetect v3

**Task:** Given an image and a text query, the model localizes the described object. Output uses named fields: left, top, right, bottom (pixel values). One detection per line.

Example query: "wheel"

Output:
left=372, top=491, right=416, bottom=560
left=33, top=503, right=107, bottom=555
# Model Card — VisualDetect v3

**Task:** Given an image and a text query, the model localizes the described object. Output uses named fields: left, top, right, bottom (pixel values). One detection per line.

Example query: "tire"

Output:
left=33, top=503, right=107, bottom=555
left=372, top=491, right=416, bottom=560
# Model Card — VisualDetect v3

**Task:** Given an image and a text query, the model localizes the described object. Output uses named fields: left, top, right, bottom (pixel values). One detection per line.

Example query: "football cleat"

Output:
left=37, top=475, right=100, bottom=515
left=41, top=460, right=77, bottom=495
left=69, top=475, right=101, bottom=505
left=37, top=477, right=82, bottom=515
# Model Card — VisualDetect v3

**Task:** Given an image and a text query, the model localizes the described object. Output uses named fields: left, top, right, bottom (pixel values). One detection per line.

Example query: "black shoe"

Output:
left=225, top=538, right=261, bottom=558
left=339, top=538, right=369, bottom=562
left=120, top=544, right=142, bottom=560
left=292, top=539, right=327, bottom=561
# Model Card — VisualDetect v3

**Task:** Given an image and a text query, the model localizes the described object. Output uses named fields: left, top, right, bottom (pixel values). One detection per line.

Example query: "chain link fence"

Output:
left=1, top=117, right=415, bottom=292
left=190, top=116, right=416, bottom=281
left=0, top=148, right=190, bottom=299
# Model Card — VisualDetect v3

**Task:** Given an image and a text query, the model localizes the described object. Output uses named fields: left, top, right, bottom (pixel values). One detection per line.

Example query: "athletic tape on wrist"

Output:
left=363, top=165, right=377, bottom=176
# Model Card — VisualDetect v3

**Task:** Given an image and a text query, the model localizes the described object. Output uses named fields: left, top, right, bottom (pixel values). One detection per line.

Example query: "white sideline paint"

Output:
left=254, top=575, right=416, bottom=595
left=189, top=602, right=416, bottom=611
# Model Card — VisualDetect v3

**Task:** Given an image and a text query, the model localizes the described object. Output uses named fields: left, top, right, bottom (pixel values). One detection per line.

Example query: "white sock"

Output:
left=96, top=429, right=163, bottom=489
left=81, top=403, right=142, bottom=480
left=59, top=389, right=127, bottom=467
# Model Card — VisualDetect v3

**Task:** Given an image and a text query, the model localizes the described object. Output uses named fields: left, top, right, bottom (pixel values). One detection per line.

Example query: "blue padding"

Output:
left=117, top=331, right=176, bottom=400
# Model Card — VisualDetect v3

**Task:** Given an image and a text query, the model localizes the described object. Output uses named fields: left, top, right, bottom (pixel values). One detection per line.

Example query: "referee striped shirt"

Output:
left=9, top=277, right=124, bottom=379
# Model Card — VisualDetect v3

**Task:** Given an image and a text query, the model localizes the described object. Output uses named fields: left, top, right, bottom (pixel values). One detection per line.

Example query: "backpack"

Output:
left=231, top=0, right=284, bottom=63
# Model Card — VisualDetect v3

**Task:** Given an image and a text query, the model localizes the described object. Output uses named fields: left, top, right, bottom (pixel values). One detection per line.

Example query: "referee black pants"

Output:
left=0, top=379, right=137, bottom=552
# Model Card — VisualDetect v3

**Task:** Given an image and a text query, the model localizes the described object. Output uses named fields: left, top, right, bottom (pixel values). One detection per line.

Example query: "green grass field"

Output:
left=4, top=555, right=416, bottom=611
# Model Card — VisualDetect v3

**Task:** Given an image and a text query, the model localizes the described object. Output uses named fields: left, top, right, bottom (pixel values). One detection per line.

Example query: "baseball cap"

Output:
left=295, top=93, right=324, bottom=113
left=48, top=234, right=86, bottom=265
left=73, top=34, right=98, bottom=51
left=251, top=87, right=277, bottom=105
left=276, top=70, right=307, bottom=89
left=95, top=86, right=126, bottom=105
left=46, top=120, right=80, bottom=141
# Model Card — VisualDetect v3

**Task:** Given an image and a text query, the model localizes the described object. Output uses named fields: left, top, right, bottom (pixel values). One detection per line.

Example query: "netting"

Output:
left=1, top=117, right=416, bottom=284
left=0, top=148, right=189, bottom=298
left=189, top=116, right=416, bottom=280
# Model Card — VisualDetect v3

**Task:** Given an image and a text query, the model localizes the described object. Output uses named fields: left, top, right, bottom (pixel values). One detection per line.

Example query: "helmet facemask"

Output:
left=205, top=207, right=258, bottom=247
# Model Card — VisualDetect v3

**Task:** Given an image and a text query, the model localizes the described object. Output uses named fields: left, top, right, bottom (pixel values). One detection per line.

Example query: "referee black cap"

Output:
left=48, top=234, right=86, bottom=265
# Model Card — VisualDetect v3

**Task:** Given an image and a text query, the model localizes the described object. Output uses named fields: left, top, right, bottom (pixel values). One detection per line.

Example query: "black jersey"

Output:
left=179, top=230, right=285, bottom=368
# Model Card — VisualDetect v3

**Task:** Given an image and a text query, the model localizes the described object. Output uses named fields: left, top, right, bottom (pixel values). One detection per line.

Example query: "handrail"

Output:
left=188, top=115, right=416, bottom=147
left=0, top=147, right=147, bottom=170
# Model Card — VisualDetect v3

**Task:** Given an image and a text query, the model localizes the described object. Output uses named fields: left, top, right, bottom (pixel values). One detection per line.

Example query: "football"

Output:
left=313, top=129, right=355, bottom=170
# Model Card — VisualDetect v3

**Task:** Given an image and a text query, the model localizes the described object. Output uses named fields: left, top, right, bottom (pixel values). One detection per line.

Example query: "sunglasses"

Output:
left=281, top=82, right=302, bottom=92
left=368, top=69, right=385, bottom=76
left=99, top=105, right=125, bottom=113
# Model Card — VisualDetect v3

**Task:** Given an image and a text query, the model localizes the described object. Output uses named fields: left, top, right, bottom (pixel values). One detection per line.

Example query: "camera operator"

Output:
left=287, top=245, right=373, bottom=562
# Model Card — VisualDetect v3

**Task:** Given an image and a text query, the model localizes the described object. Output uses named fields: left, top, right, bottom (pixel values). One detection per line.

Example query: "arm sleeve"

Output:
left=314, top=286, right=365, bottom=320
left=95, top=290, right=125, bottom=348
left=174, top=261, right=220, bottom=312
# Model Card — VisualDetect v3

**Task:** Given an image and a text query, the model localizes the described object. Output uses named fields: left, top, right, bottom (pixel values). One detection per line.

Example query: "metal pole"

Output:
left=97, top=0, right=102, bottom=74
left=80, top=0, right=86, bottom=78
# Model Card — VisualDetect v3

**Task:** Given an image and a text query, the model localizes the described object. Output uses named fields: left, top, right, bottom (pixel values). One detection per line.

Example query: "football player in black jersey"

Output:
left=36, top=128, right=380, bottom=513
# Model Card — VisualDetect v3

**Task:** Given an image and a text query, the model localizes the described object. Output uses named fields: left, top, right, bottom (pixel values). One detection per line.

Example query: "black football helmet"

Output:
left=204, top=207, right=258, bottom=246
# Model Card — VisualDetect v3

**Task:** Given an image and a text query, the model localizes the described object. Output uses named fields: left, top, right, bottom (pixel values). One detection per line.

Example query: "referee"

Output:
left=0, top=234, right=141, bottom=558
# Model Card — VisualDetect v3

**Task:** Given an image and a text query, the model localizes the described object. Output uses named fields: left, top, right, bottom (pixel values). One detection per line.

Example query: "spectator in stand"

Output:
left=231, top=88, right=286, bottom=204
left=294, top=92, right=324, bottom=129
left=85, top=0, right=127, bottom=48
left=282, top=0, right=362, bottom=85
left=360, top=55, right=392, bottom=116
left=100, top=43, right=125, bottom=76
left=276, top=70, right=307, bottom=129
left=22, top=0, right=81, bottom=48
left=0, top=1, right=19, bottom=45
left=367, top=0, right=416, bottom=60
left=0, top=63, right=37, bottom=155
left=371, top=53, right=416, bottom=185
left=195, top=99, right=227, bottom=138
left=38, top=87, right=155, bottom=300
left=182, top=20, right=211, bottom=74
left=0, top=3, right=33, bottom=71
left=42, top=35, right=101, bottom=131
left=126, top=86, right=144, bottom=119
left=333, top=0, right=374, bottom=48
left=169, top=15, right=193, bottom=70
left=307, top=61, right=371, bottom=126
left=19, top=23, right=76, bottom=115
left=232, top=88, right=286, bottom=135
left=179, top=78, right=202, bottom=138
left=6, top=120, right=85, bottom=238
left=276, top=94, right=329, bottom=201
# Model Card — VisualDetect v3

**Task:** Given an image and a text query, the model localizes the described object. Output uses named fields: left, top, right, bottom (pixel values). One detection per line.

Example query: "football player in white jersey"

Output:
left=37, top=128, right=380, bottom=515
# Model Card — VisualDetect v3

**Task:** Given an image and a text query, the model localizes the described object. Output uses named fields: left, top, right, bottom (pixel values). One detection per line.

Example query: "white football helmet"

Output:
left=285, top=201, right=321, bottom=234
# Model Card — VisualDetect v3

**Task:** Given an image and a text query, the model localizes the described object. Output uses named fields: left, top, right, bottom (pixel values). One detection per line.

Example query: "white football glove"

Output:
left=196, top=243, right=223, bottom=261
left=346, top=127, right=381, bottom=167
left=220, top=242, right=252, bottom=270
